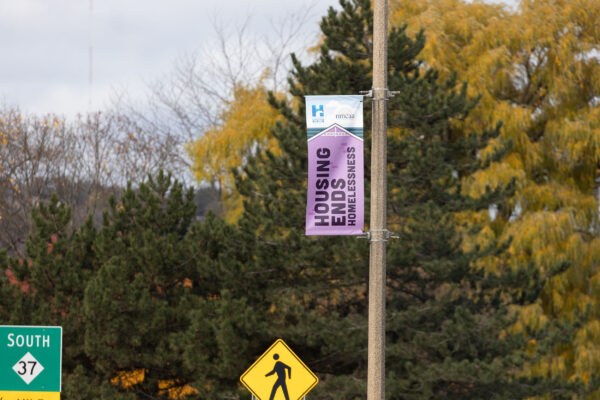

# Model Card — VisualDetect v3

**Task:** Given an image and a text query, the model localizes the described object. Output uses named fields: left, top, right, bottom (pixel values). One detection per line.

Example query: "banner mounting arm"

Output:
left=359, top=89, right=400, bottom=99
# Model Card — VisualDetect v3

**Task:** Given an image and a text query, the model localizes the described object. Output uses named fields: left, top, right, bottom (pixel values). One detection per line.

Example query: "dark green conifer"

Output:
left=0, top=194, right=125, bottom=398
left=80, top=171, right=262, bottom=399
left=0, top=173, right=257, bottom=399
left=234, top=0, right=590, bottom=398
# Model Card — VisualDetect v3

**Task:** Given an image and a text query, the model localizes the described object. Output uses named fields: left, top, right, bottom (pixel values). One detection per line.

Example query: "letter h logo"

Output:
left=312, top=104, right=324, bottom=117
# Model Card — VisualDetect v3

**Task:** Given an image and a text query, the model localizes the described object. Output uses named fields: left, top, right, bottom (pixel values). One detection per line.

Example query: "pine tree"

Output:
left=0, top=194, right=129, bottom=398
left=80, top=171, right=266, bottom=399
left=231, top=0, right=592, bottom=398
left=0, top=173, right=260, bottom=399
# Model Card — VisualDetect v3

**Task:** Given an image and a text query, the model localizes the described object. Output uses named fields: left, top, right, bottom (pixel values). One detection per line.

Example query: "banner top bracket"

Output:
left=359, top=88, right=400, bottom=99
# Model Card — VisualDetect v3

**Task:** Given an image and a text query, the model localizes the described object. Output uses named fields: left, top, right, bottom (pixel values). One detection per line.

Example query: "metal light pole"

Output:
left=368, top=0, right=388, bottom=400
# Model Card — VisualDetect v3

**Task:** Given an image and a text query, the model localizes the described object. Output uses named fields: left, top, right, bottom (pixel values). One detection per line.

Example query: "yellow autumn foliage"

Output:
left=187, top=84, right=282, bottom=222
left=111, top=369, right=199, bottom=399
left=111, top=369, right=145, bottom=388
left=390, top=0, right=600, bottom=390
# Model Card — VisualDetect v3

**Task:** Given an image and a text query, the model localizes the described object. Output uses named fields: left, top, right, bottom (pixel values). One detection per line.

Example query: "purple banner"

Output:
left=305, top=125, right=364, bottom=235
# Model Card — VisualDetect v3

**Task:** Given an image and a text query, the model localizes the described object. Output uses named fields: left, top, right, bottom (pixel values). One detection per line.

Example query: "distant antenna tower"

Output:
left=88, top=0, right=94, bottom=111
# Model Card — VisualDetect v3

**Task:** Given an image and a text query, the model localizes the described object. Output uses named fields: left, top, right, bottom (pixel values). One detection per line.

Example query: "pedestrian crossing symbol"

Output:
left=240, top=339, right=318, bottom=400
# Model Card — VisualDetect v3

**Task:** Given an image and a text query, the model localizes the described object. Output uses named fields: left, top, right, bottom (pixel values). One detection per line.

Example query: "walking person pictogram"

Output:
left=265, top=353, right=291, bottom=400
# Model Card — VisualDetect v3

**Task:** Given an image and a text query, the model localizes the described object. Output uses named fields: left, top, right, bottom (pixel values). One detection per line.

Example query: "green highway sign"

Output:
left=0, top=326, right=62, bottom=393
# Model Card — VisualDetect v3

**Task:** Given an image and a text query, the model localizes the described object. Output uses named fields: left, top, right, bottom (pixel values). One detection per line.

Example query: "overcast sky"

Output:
left=0, top=0, right=340, bottom=118
left=0, top=0, right=516, bottom=119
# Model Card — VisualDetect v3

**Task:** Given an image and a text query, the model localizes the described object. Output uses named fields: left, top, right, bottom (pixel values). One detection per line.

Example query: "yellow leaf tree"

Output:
left=391, top=0, right=600, bottom=389
left=186, top=84, right=282, bottom=221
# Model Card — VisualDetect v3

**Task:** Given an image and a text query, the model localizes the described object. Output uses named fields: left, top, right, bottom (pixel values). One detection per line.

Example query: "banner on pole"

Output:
left=305, top=95, right=364, bottom=235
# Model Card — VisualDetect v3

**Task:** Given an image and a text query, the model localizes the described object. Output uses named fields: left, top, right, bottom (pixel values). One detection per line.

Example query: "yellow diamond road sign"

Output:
left=240, top=339, right=318, bottom=400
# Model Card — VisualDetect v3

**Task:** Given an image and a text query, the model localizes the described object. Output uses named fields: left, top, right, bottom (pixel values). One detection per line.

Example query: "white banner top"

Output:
left=305, top=95, right=364, bottom=136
